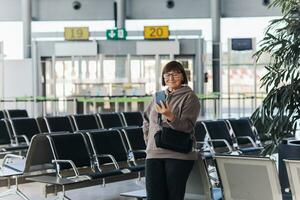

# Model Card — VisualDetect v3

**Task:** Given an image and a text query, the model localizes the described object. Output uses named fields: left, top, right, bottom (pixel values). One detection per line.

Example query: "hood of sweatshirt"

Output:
left=164, top=85, right=193, bottom=99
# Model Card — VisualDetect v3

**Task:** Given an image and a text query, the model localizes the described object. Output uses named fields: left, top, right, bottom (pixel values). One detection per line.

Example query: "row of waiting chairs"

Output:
left=194, top=118, right=263, bottom=156
left=0, top=111, right=143, bottom=154
left=0, top=127, right=146, bottom=200
left=0, top=109, right=144, bottom=128
left=38, top=112, right=143, bottom=132
left=1, top=113, right=260, bottom=157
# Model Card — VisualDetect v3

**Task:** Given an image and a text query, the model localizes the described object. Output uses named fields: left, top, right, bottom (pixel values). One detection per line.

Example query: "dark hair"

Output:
left=161, top=61, right=188, bottom=86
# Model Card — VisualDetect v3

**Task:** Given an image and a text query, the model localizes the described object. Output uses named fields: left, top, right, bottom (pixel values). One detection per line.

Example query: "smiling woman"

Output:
left=143, top=60, right=200, bottom=200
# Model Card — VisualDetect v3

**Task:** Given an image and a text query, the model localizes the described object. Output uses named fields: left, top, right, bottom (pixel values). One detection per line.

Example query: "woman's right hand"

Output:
left=155, top=101, right=175, bottom=122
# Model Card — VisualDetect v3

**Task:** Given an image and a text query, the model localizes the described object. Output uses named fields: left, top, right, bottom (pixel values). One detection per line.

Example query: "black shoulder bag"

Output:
left=154, top=114, right=193, bottom=154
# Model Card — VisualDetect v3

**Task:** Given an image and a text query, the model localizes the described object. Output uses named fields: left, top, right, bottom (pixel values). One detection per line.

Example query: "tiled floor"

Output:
left=0, top=178, right=145, bottom=200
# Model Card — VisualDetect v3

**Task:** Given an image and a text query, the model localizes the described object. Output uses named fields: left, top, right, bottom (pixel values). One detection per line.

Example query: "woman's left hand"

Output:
left=155, top=101, right=175, bottom=122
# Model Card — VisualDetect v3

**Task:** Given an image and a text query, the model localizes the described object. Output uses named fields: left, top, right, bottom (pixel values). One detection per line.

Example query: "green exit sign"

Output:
left=106, top=28, right=127, bottom=40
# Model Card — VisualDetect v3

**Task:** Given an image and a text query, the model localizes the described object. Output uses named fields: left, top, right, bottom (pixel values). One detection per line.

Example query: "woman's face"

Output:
left=163, top=70, right=183, bottom=91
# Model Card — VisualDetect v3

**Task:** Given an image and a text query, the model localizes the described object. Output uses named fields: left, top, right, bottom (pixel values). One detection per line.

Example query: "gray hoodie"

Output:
left=143, top=86, right=200, bottom=160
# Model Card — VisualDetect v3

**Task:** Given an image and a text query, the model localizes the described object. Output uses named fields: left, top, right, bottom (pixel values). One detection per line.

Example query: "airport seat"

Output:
left=47, top=133, right=125, bottom=179
left=195, top=121, right=208, bottom=143
left=47, top=133, right=94, bottom=175
left=194, top=120, right=216, bottom=161
left=25, top=132, right=144, bottom=199
left=284, top=159, right=300, bottom=200
left=227, top=118, right=262, bottom=146
left=227, top=118, right=263, bottom=154
left=10, top=118, right=41, bottom=145
left=202, top=120, right=236, bottom=154
left=215, top=155, right=282, bottom=200
left=195, top=121, right=213, bottom=151
left=5, top=109, right=29, bottom=119
left=121, top=127, right=146, bottom=161
left=121, top=112, right=143, bottom=127
left=0, top=134, right=55, bottom=200
left=203, top=120, right=262, bottom=155
left=185, top=157, right=222, bottom=200
left=87, top=130, right=145, bottom=173
left=71, top=114, right=101, bottom=131
left=0, top=120, right=28, bottom=153
left=97, top=113, right=124, bottom=129
left=0, top=110, right=7, bottom=120
left=36, top=117, right=49, bottom=133
left=44, top=116, right=74, bottom=133
left=0, top=119, right=13, bottom=146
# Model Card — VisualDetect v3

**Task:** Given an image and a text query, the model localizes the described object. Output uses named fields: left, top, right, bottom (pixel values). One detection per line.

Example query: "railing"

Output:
left=0, top=92, right=266, bottom=119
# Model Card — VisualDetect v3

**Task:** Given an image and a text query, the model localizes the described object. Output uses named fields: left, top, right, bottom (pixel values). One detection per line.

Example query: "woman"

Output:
left=143, top=61, right=200, bottom=200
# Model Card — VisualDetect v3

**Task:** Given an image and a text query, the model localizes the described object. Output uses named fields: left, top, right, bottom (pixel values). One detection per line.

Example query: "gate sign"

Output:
left=231, top=38, right=253, bottom=51
left=106, top=28, right=127, bottom=40
left=64, top=27, right=89, bottom=41
left=144, top=26, right=169, bottom=40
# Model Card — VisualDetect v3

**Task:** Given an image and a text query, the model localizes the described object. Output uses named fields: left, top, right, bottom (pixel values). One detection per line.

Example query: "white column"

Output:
left=211, top=0, right=221, bottom=118
left=0, top=42, right=4, bottom=109
left=155, top=54, right=160, bottom=91
left=211, top=0, right=221, bottom=93
left=22, top=0, right=32, bottom=58
left=115, top=0, right=126, bottom=29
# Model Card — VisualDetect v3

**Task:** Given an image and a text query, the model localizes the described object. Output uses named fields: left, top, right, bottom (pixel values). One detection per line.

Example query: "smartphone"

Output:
left=155, top=91, right=166, bottom=106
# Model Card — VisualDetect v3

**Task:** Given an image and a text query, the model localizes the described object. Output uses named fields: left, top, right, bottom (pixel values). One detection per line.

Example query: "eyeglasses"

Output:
left=163, top=72, right=181, bottom=79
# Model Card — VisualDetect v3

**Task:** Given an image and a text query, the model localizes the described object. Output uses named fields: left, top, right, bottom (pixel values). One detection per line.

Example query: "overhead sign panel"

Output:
left=64, top=27, right=89, bottom=41
left=55, top=42, right=97, bottom=56
left=136, top=41, right=179, bottom=55
left=144, top=26, right=169, bottom=40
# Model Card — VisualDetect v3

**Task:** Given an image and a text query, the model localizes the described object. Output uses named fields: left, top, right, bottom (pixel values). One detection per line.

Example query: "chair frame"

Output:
left=0, top=134, right=55, bottom=200
left=284, top=159, right=300, bottom=200
left=215, top=155, right=282, bottom=200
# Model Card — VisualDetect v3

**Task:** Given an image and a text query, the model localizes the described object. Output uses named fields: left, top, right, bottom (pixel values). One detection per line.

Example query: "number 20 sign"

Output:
left=144, top=26, right=169, bottom=40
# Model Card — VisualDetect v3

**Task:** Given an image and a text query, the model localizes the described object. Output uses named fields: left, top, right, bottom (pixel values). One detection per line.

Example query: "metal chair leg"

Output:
left=55, top=185, right=71, bottom=200
left=15, top=176, right=30, bottom=200
left=16, top=189, right=30, bottom=200
left=0, top=177, right=30, bottom=200
left=0, top=188, right=15, bottom=197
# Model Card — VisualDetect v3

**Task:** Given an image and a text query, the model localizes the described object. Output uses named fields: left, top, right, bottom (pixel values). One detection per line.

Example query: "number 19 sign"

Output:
left=144, top=26, right=169, bottom=40
left=64, top=27, right=89, bottom=41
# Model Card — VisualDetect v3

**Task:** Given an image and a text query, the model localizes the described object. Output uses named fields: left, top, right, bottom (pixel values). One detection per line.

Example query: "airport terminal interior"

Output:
left=0, top=0, right=299, bottom=199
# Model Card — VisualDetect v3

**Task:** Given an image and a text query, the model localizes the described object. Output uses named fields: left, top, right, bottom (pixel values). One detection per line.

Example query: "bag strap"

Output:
left=157, top=113, right=163, bottom=126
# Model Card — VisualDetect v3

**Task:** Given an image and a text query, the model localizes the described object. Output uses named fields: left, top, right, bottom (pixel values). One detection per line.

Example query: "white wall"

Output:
left=1, top=59, right=34, bottom=115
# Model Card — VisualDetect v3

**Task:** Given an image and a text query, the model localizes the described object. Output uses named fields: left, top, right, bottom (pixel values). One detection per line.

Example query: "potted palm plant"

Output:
left=251, top=0, right=300, bottom=193
left=252, top=0, right=300, bottom=155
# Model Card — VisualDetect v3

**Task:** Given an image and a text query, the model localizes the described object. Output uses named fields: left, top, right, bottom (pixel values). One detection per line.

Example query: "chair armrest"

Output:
left=1, top=153, right=25, bottom=168
left=0, top=148, right=12, bottom=154
left=14, top=135, right=30, bottom=145
left=128, top=150, right=146, bottom=164
left=96, top=154, right=120, bottom=169
left=52, top=159, right=80, bottom=178
left=196, top=141, right=210, bottom=152
left=132, top=150, right=146, bottom=153
left=131, top=150, right=146, bottom=158
left=208, top=139, right=233, bottom=153
left=236, top=136, right=257, bottom=147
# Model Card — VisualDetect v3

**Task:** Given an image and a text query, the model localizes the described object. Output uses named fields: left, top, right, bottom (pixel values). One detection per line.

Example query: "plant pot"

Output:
left=278, top=139, right=300, bottom=195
